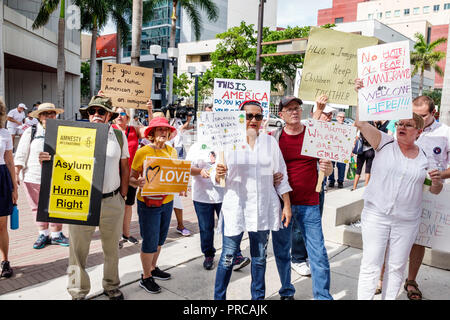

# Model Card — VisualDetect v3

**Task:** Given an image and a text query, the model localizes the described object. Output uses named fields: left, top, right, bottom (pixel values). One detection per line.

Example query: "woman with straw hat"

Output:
left=14, top=103, right=70, bottom=250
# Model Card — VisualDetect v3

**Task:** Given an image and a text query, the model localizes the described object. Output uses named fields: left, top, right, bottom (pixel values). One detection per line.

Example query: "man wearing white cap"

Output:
left=6, top=103, right=27, bottom=146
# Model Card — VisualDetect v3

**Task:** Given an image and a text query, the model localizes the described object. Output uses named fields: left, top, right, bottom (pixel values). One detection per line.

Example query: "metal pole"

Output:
left=161, top=59, right=167, bottom=108
left=255, top=0, right=265, bottom=80
left=194, top=75, right=199, bottom=122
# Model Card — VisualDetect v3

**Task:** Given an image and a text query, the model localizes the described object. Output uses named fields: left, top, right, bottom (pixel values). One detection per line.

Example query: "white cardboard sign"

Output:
left=301, top=119, right=357, bottom=164
left=196, top=111, right=247, bottom=150
left=213, top=78, right=271, bottom=118
left=415, top=185, right=450, bottom=253
left=357, top=41, right=412, bottom=121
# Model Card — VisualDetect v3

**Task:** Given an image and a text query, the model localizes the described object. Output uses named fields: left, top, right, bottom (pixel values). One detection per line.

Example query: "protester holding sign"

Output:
left=14, top=103, right=70, bottom=250
left=0, top=97, right=18, bottom=278
left=187, top=105, right=250, bottom=272
left=354, top=79, right=443, bottom=300
left=65, top=96, right=129, bottom=300
left=212, top=100, right=293, bottom=300
left=271, top=96, right=334, bottom=300
left=402, top=96, right=450, bottom=300
left=130, top=117, right=179, bottom=294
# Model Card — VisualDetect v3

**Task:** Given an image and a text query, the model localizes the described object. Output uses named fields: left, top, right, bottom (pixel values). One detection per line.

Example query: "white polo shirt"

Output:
left=416, top=120, right=450, bottom=171
left=363, top=132, right=430, bottom=221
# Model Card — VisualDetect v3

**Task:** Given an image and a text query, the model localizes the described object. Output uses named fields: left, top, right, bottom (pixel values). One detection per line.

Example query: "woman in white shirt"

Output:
left=213, top=100, right=293, bottom=300
left=354, top=79, right=443, bottom=300
left=14, top=103, right=69, bottom=250
left=0, top=98, right=18, bottom=278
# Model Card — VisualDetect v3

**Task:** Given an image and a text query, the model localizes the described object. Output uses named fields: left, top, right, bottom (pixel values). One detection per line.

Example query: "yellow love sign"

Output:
left=141, top=157, right=191, bottom=195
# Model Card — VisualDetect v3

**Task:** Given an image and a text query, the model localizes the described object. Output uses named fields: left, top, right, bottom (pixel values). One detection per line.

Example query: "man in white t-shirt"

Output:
left=403, top=96, right=450, bottom=300
left=6, top=103, right=27, bottom=144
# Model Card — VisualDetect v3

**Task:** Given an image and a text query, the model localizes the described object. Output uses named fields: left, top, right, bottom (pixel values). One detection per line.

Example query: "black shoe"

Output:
left=103, top=288, right=124, bottom=300
left=338, top=182, right=344, bottom=189
left=280, top=295, right=295, bottom=300
left=151, top=267, right=171, bottom=280
left=122, top=234, right=139, bottom=245
left=328, top=182, right=335, bottom=188
left=33, top=234, right=50, bottom=249
left=139, top=275, right=161, bottom=294
left=1, top=260, right=13, bottom=278
left=203, top=257, right=214, bottom=270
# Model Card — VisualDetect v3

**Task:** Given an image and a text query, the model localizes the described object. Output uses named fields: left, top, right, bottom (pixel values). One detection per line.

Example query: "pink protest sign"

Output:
left=300, top=119, right=357, bottom=164
left=357, top=41, right=412, bottom=121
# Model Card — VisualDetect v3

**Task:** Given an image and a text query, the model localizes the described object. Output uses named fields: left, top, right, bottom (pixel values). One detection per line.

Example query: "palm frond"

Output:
left=182, top=2, right=202, bottom=41
left=190, top=0, right=218, bottom=22
left=32, top=0, right=61, bottom=29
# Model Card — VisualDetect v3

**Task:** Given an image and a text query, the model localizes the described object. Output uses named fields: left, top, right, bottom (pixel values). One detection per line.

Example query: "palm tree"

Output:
left=75, top=0, right=111, bottom=97
left=167, top=0, right=219, bottom=104
left=131, top=0, right=143, bottom=67
left=110, top=0, right=155, bottom=64
left=411, top=32, right=447, bottom=95
left=32, top=0, right=66, bottom=111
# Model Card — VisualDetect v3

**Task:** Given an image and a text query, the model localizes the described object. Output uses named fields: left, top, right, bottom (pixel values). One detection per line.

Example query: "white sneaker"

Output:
left=291, top=262, right=311, bottom=276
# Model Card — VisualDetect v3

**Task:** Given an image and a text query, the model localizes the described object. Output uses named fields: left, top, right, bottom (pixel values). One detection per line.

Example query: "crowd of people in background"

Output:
left=0, top=76, right=448, bottom=300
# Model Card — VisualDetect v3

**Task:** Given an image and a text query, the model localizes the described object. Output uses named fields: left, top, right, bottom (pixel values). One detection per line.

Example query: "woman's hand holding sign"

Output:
left=38, top=152, right=51, bottom=165
left=215, top=164, right=228, bottom=184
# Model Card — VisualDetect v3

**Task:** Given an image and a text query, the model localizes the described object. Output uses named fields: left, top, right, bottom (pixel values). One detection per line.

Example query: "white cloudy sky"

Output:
left=277, top=0, right=333, bottom=28
left=100, top=0, right=333, bottom=35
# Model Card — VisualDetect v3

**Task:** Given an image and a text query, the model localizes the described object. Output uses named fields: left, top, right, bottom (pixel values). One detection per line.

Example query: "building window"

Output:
left=368, top=13, right=374, bottom=19
left=385, top=11, right=391, bottom=18
left=423, top=6, right=430, bottom=13
left=376, top=12, right=382, bottom=19
left=404, top=8, right=410, bottom=15
left=445, top=3, right=450, bottom=10
left=394, top=10, right=400, bottom=17
left=434, top=4, right=440, bottom=12
left=334, top=17, right=343, bottom=23
left=97, top=50, right=100, bottom=54
left=112, top=48, right=115, bottom=52
left=104, top=49, right=107, bottom=53
left=413, top=7, right=420, bottom=14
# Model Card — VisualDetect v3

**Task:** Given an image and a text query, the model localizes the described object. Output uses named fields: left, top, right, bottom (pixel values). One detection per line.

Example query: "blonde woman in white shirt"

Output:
left=354, top=79, right=443, bottom=300
left=213, top=100, right=293, bottom=300
left=14, top=103, right=69, bottom=250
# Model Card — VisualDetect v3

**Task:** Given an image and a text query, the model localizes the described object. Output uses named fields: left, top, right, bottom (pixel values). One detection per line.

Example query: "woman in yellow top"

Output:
left=130, top=117, right=178, bottom=294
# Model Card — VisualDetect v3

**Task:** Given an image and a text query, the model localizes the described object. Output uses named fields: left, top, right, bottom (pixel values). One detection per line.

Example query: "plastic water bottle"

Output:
left=10, top=205, right=19, bottom=230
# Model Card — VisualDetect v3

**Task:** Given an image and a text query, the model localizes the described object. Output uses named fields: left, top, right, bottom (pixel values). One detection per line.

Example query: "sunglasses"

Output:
left=246, top=113, right=264, bottom=121
left=87, top=107, right=107, bottom=116
left=395, top=122, right=416, bottom=129
left=40, top=111, right=57, bottom=117
left=119, top=112, right=127, bottom=116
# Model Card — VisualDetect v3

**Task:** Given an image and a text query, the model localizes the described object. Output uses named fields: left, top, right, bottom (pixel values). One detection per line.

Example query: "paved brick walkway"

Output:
left=0, top=183, right=199, bottom=295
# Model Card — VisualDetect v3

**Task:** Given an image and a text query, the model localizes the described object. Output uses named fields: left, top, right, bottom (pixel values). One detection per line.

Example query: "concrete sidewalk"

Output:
left=2, top=231, right=449, bottom=300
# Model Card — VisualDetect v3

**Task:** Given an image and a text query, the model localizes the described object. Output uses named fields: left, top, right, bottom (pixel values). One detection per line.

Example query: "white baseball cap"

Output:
left=18, top=103, right=27, bottom=110
left=313, top=104, right=335, bottom=114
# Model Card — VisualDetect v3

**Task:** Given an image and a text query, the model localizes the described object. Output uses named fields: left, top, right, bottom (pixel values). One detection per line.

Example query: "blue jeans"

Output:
left=137, top=200, right=173, bottom=253
left=328, top=162, right=346, bottom=184
left=291, top=204, right=333, bottom=300
left=292, top=182, right=325, bottom=263
left=214, top=231, right=270, bottom=300
left=193, top=201, right=222, bottom=258
left=272, top=225, right=296, bottom=297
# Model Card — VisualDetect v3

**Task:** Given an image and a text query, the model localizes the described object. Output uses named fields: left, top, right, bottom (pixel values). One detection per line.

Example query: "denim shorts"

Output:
left=137, top=200, right=173, bottom=253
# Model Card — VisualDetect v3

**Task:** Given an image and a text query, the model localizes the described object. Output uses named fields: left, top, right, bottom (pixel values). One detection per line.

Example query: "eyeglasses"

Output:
left=395, top=122, right=416, bottom=129
left=40, top=111, right=56, bottom=117
left=246, top=113, right=264, bottom=121
left=282, top=106, right=302, bottom=114
left=119, top=112, right=127, bottom=116
left=87, top=107, right=107, bottom=116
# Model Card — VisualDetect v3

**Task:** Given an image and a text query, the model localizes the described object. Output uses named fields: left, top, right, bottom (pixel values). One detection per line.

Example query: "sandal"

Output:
left=404, top=279, right=422, bottom=300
